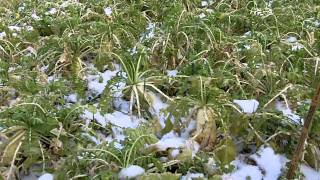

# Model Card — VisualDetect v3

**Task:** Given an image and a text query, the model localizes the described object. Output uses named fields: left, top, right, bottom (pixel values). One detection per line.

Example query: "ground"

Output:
left=0, top=0, right=320, bottom=179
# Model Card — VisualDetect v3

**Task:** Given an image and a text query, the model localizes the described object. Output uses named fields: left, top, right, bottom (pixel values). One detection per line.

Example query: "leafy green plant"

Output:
left=110, top=51, right=172, bottom=117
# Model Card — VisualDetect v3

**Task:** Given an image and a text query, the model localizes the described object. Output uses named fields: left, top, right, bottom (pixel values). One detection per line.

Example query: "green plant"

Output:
left=110, top=51, right=172, bottom=117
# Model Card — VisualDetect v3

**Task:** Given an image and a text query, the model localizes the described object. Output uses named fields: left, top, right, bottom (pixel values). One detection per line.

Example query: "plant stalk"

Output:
left=286, top=82, right=320, bottom=179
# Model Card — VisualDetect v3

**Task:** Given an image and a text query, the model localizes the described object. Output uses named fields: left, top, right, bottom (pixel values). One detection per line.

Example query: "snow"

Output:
left=149, top=93, right=168, bottom=128
left=185, top=139, right=200, bottom=158
left=199, top=13, right=206, bottom=18
left=223, top=146, right=285, bottom=180
left=167, top=70, right=178, bottom=77
left=26, top=46, right=37, bottom=56
left=18, top=6, right=25, bottom=12
left=82, top=106, right=143, bottom=148
left=287, top=36, right=297, bottom=43
left=128, top=46, right=138, bottom=55
left=250, top=147, right=282, bottom=180
left=118, top=165, right=145, bottom=179
left=82, top=133, right=101, bottom=144
left=171, top=149, right=180, bottom=158
left=31, top=12, right=41, bottom=20
left=104, top=7, right=112, bottom=16
left=223, top=162, right=262, bottom=180
left=300, top=164, right=320, bottom=180
left=8, top=25, right=21, bottom=31
left=45, top=8, right=57, bottom=15
left=114, top=96, right=130, bottom=113
left=286, top=36, right=304, bottom=51
left=291, top=43, right=304, bottom=51
left=181, top=173, right=205, bottom=180
left=145, top=22, right=155, bottom=39
left=233, top=99, right=259, bottom=113
left=82, top=108, right=142, bottom=128
left=201, top=1, right=208, bottom=7
left=26, top=25, right=34, bottom=31
left=64, top=93, right=78, bottom=103
left=0, top=32, right=6, bottom=39
left=243, top=31, right=252, bottom=37
left=85, top=65, right=119, bottom=95
left=275, top=100, right=301, bottom=124
left=38, top=173, right=53, bottom=180
left=243, top=44, right=251, bottom=50
left=107, top=111, right=141, bottom=128
left=153, top=132, right=185, bottom=151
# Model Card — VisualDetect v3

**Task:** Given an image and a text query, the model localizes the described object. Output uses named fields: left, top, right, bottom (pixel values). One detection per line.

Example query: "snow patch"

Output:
left=153, top=132, right=185, bottom=151
left=181, top=173, right=205, bottom=180
left=149, top=93, right=168, bottom=128
left=201, top=1, right=208, bottom=7
left=167, top=70, right=178, bottom=77
left=171, top=149, right=180, bottom=158
left=199, top=13, right=206, bottom=18
left=233, top=99, right=259, bottom=113
left=119, top=165, right=145, bottom=179
left=104, top=7, right=112, bottom=16
left=300, top=164, right=320, bottom=180
left=38, top=173, right=53, bottom=180
left=275, top=100, right=301, bottom=124
left=64, top=93, right=78, bottom=103
left=0, top=32, right=6, bottom=39
left=223, top=147, right=286, bottom=180
left=8, top=25, right=21, bottom=31
left=31, top=12, right=41, bottom=21
left=82, top=108, right=142, bottom=128
left=250, top=147, right=282, bottom=180
left=286, top=36, right=304, bottom=51
left=223, top=162, right=262, bottom=180
left=45, top=8, right=57, bottom=15
left=85, top=65, right=119, bottom=95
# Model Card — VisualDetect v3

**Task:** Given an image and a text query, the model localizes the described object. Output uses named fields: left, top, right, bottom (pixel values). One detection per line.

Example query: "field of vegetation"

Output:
left=1, top=0, right=320, bottom=179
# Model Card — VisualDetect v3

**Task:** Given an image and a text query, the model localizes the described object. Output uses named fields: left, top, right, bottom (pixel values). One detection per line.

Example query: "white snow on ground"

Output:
left=167, top=70, right=178, bottom=77
left=285, top=36, right=304, bottom=51
left=114, top=96, right=130, bottom=113
left=82, top=133, right=101, bottom=145
left=223, top=162, right=263, bottom=180
left=149, top=93, right=169, bottom=128
left=300, top=164, right=320, bottom=180
left=287, top=36, right=297, bottom=43
left=64, top=93, right=78, bottom=103
left=181, top=173, right=205, bottom=180
left=82, top=105, right=143, bottom=149
left=250, top=147, right=282, bottom=180
left=104, top=7, right=112, bottom=16
left=170, top=149, right=180, bottom=158
left=185, top=138, right=200, bottom=158
left=223, top=146, right=285, bottom=180
left=46, top=8, right=57, bottom=15
left=82, top=108, right=142, bottom=128
left=149, top=131, right=200, bottom=158
left=0, top=32, right=6, bottom=39
left=153, top=131, right=185, bottom=151
left=199, top=13, right=206, bottom=19
left=118, top=165, right=145, bottom=180
left=233, top=99, right=259, bottom=113
left=85, top=64, right=119, bottom=95
left=275, top=100, right=302, bottom=124
left=201, top=1, right=208, bottom=7
left=145, top=22, right=155, bottom=39
left=8, top=25, right=21, bottom=31
left=38, top=173, right=53, bottom=180
left=31, top=12, right=41, bottom=21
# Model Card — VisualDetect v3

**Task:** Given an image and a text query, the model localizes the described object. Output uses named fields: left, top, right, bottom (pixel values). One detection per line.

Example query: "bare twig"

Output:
left=287, top=82, right=320, bottom=179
